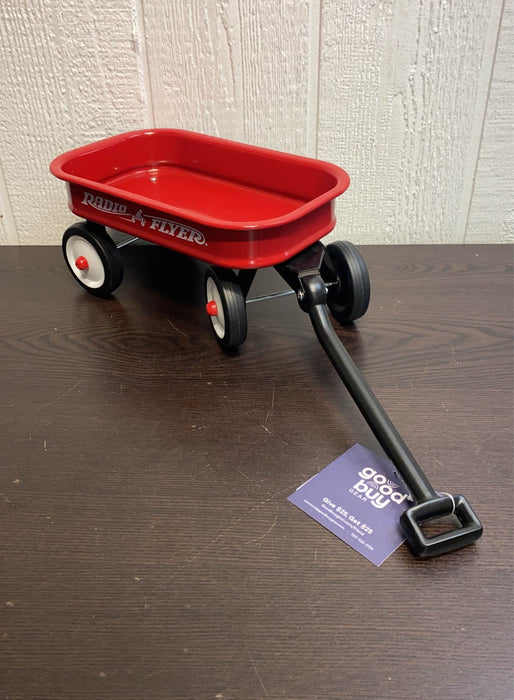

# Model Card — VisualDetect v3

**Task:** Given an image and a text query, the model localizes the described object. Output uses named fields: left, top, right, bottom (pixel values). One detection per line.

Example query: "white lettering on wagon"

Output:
left=81, top=192, right=128, bottom=215
left=80, top=192, right=206, bottom=246
left=148, top=217, right=206, bottom=245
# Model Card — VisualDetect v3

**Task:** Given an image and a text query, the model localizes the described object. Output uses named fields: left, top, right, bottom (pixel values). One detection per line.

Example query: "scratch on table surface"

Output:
left=46, top=380, right=82, bottom=407
left=167, top=318, right=187, bottom=338
left=206, top=463, right=218, bottom=484
left=264, top=387, right=275, bottom=427
left=144, top=668, right=167, bottom=681
left=68, top=489, right=290, bottom=659
left=245, top=508, right=278, bottom=544
left=259, top=422, right=289, bottom=447
left=237, top=468, right=261, bottom=486
left=243, top=639, right=269, bottom=697
left=151, top=493, right=281, bottom=585
left=450, top=345, right=460, bottom=366
left=0, top=492, right=12, bottom=504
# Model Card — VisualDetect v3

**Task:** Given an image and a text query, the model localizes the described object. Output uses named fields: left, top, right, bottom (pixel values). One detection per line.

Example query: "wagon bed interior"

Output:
left=102, top=165, right=306, bottom=223
left=55, top=129, right=345, bottom=227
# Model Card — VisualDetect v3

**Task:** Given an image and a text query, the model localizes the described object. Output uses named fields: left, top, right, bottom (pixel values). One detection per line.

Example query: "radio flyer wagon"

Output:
left=50, top=129, right=482, bottom=558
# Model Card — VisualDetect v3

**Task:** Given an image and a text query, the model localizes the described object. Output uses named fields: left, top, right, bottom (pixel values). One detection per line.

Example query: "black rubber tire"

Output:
left=324, top=240, right=370, bottom=324
left=62, top=221, right=123, bottom=297
left=204, top=268, right=247, bottom=350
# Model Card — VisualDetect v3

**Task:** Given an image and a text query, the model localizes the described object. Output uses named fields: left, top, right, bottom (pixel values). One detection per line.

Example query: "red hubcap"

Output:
left=206, top=300, right=218, bottom=317
left=75, top=256, right=89, bottom=271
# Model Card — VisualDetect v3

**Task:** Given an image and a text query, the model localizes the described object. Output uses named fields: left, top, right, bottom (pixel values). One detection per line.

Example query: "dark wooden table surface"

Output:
left=1, top=244, right=512, bottom=700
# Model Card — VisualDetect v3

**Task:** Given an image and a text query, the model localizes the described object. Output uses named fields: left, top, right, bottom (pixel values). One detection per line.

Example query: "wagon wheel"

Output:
left=62, top=221, right=123, bottom=297
left=204, top=268, right=247, bottom=350
left=323, top=240, right=370, bottom=324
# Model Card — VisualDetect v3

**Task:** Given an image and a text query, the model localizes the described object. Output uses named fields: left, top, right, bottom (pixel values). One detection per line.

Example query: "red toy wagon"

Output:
left=51, top=129, right=482, bottom=559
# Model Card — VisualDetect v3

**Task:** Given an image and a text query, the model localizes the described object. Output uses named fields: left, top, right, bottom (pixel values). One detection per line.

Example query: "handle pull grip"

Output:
left=401, top=495, right=483, bottom=558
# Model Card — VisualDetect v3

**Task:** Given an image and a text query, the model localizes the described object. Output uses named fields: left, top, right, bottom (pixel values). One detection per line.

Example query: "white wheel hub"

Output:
left=206, top=276, right=226, bottom=338
left=65, top=235, right=105, bottom=289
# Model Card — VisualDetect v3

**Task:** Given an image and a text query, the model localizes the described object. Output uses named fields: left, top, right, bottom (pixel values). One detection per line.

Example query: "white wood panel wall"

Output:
left=317, top=0, right=505, bottom=244
left=0, top=0, right=511, bottom=245
left=0, top=0, right=145, bottom=244
left=143, top=0, right=318, bottom=153
left=466, top=0, right=514, bottom=243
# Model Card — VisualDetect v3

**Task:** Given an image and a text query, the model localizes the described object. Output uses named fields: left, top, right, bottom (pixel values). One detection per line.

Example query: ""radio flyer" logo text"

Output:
left=80, top=192, right=207, bottom=246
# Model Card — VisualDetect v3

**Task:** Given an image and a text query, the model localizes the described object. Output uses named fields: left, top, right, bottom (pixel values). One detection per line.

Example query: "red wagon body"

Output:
left=50, top=129, right=350, bottom=270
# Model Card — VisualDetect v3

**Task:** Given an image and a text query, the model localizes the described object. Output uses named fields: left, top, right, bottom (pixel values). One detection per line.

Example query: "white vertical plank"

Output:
left=318, top=0, right=498, bottom=245
left=143, top=0, right=316, bottom=154
left=238, top=0, right=316, bottom=154
left=0, top=159, right=18, bottom=245
left=0, top=0, right=145, bottom=244
left=306, top=0, right=323, bottom=156
left=143, top=0, right=245, bottom=139
left=465, top=0, right=514, bottom=244
left=133, top=0, right=156, bottom=128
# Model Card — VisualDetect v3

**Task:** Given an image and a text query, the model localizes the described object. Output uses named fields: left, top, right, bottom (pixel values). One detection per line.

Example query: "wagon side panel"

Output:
left=67, top=183, right=337, bottom=269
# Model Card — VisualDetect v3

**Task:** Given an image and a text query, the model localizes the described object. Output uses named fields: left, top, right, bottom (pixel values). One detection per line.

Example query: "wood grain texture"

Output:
left=0, top=244, right=513, bottom=699
left=0, top=0, right=145, bottom=245
left=142, top=0, right=243, bottom=139
left=238, top=0, right=316, bottom=154
left=143, top=0, right=317, bottom=156
left=466, top=0, right=514, bottom=244
left=318, top=0, right=499, bottom=245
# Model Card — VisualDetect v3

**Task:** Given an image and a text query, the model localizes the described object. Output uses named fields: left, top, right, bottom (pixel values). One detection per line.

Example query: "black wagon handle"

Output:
left=276, top=242, right=483, bottom=559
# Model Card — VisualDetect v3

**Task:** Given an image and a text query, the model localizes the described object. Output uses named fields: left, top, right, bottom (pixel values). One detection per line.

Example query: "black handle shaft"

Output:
left=276, top=247, right=483, bottom=557
left=304, top=275, right=437, bottom=504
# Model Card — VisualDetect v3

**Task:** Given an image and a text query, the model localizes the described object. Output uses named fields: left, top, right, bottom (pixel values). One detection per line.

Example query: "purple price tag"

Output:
left=288, top=444, right=411, bottom=566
